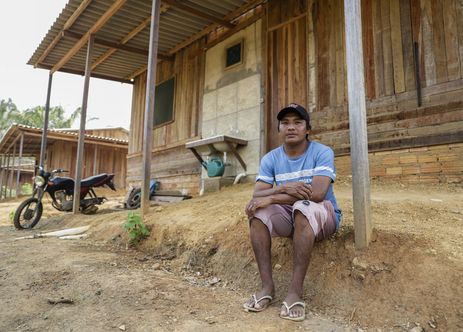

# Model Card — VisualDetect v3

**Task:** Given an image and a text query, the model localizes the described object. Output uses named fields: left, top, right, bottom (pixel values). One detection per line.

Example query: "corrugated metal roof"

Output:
left=28, top=0, right=256, bottom=83
left=0, top=124, right=128, bottom=156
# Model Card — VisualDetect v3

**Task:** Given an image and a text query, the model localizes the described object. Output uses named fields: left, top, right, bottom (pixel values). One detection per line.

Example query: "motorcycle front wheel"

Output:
left=13, top=198, right=43, bottom=230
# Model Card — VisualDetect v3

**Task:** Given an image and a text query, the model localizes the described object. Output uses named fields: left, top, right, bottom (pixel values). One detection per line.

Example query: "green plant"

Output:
left=9, top=210, right=15, bottom=223
left=123, top=212, right=150, bottom=244
left=21, top=183, right=33, bottom=195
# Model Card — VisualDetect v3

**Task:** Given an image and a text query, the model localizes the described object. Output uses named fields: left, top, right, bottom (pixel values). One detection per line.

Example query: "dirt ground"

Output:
left=0, top=179, right=462, bottom=332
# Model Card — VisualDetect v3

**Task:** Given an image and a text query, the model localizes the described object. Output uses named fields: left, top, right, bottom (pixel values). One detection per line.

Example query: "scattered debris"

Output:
left=47, top=297, right=74, bottom=305
left=352, top=257, right=368, bottom=271
left=153, top=263, right=161, bottom=270
left=209, top=277, right=220, bottom=286
left=15, top=226, right=90, bottom=240
left=274, top=264, right=282, bottom=270
left=409, top=326, right=423, bottom=332
left=205, top=316, right=216, bottom=324
left=430, top=198, right=443, bottom=202
left=349, top=307, right=357, bottom=322
left=59, top=234, right=88, bottom=240
left=118, top=324, right=126, bottom=331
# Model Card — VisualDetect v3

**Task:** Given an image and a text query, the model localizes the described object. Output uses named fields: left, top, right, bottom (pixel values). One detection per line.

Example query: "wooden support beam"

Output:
left=51, top=0, right=127, bottom=74
left=36, top=63, right=133, bottom=84
left=141, top=0, right=162, bottom=216
left=63, top=30, right=149, bottom=56
left=93, top=145, right=98, bottom=175
left=73, top=35, right=95, bottom=214
left=167, top=0, right=264, bottom=55
left=162, top=0, right=235, bottom=28
left=4, top=153, right=10, bottom=199
left=92, top=16, right=151, bottom=70
left=92, top=4, right=170, bottom=71
left=127, top=65, right=148, bottom=80
left=0, top=155, right=4, bottom=200
left=343, top=0, right=372, bottom=249
left=16, top=133, right=24, bottom=197
left=9, top=143, right=16, bottom=198
left=40, top=73, right=53, bottom=168
left=34, top=0, right=92, bottom=67
left=205, top=11, right=264, bottom=50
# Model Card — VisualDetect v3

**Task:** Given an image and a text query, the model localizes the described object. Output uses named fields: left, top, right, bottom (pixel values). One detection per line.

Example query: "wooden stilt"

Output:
left=141, top=0, right=162, bottom=216
left=16, top=133, right=24, bottom=197
left=39, top=73, right=53, bottom=168
left=343, top=0, right=372, bottom=248
left=73, top=35, right=94, bottom=213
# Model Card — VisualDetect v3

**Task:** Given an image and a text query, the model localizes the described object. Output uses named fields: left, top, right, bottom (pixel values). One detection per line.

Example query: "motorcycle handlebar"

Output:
left=52, top=169, right=69, bottom=174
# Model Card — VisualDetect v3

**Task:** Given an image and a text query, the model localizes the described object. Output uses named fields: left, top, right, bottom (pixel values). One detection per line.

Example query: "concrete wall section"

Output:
left=201, top=20, right=263, bottom=179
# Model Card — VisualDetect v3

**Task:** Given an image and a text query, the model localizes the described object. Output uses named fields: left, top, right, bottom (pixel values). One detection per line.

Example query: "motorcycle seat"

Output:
left=81, top=173, right=109, bottom=187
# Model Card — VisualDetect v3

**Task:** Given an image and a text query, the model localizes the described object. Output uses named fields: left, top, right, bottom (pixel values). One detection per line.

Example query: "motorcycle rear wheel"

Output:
left=14, top=198, right=43, bottom=230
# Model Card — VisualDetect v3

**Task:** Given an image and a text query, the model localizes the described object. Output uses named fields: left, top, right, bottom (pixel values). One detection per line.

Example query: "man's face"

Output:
left=278, top=112, right=309, bottom=145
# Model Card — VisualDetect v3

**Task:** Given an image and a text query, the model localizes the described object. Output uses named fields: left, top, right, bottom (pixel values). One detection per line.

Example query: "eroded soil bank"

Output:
left=1, top=180, right=462, bottom=331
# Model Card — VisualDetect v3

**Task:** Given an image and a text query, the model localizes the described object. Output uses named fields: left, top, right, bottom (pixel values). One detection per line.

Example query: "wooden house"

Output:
left=0, top=124, right=128, bottom=199
left=25, top=0, right=462, bottom=204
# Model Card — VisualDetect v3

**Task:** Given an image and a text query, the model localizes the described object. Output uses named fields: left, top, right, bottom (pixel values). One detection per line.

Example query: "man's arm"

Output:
left=310, top=175, right=331, bottom=202
left=246, top=181, right=312, bottom=217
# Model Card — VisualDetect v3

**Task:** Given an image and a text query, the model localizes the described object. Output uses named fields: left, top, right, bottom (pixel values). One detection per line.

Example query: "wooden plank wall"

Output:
left=127, top=39, right=206, bottom=190
left=127, top=146, right=200, bottom=193
left=48, top=141, right=127, bottom=189
left=128, top=39, right=205, bottom=154
left=309, top=0, right=463, bottom=154
left=266, top=0, right=308, bottom=149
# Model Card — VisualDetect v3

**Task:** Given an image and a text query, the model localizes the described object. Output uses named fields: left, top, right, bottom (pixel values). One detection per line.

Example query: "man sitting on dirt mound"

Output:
left=243, top=103, right=342, bottom=322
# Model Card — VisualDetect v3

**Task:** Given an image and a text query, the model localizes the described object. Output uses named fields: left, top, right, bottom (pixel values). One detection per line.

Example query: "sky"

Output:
left=0, top=1, right=133, bottom=129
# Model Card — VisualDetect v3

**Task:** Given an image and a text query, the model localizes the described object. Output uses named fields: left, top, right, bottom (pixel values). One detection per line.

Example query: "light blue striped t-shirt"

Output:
left=256, top=141, right=341, bottom=224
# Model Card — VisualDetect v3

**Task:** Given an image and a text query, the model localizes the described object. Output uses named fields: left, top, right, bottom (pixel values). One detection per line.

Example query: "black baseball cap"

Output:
left=277, top=103, right=311, bottom=129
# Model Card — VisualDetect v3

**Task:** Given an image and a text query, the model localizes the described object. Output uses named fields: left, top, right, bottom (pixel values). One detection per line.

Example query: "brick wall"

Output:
left=335, top=143, right=463, bottom=183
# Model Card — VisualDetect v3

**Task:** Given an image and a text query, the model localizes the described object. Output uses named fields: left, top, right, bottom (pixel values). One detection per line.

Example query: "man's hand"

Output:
left=280, top=182, right=312, bottom=200
left=245, top=197, right=273, bottom=218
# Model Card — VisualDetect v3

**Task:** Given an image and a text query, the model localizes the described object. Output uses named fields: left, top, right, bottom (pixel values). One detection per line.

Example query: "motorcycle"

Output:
left=13, top=166, right=116, bottom=230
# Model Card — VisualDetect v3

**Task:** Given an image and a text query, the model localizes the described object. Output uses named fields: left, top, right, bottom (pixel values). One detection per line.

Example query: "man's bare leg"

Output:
left=281, top=210, right=315, bottom=319
left=244, top=218, right=275, bottom=310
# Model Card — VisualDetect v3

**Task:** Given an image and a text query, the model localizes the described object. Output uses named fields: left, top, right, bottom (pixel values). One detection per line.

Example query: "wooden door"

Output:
left=266, top=13, right=308, bottom=150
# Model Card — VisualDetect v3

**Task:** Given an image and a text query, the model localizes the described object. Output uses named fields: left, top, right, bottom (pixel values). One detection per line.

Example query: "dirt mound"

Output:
left=3, top=180, right=462, bottom=330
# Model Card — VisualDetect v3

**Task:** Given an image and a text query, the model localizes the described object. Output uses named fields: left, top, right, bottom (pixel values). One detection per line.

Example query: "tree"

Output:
left=0, top=98, right=21, bottom=136
left=19, top=105, right=82, bottom=129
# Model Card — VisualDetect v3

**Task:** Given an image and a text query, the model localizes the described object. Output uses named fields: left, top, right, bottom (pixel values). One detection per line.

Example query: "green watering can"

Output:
left=202, top=158, right=225, bottom=177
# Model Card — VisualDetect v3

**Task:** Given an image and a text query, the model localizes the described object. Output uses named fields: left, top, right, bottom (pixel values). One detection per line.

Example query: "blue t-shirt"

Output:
left=256, top=141, right=342, bottom=225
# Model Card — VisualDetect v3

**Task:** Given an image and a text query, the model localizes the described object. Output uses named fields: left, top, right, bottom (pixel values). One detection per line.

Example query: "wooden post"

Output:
left=16, top=133, right=24, bottom=197
left=0, top=155, right=4, bottom=200
left=3, top=153, right=9, bottom=199
left=73, top=35, right=94, bottom=213
left=93, top=145, right=98, bottom=175
left=141, top=0, right=161, bottom=216
left=343, top=0, right=372, bottom=248
left=9, top=143, right=17, bottom=198
left=39, top=73, right=53, bottom=168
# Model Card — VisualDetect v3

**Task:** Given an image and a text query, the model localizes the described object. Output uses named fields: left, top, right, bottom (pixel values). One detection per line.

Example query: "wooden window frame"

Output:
left=153, top=75, right=176, bottom=129
left=224, top=39, right=244, bottom=70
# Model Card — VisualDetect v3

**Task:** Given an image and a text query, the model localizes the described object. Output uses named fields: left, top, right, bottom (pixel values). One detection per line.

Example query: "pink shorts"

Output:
left=251, top=200, right=337, bottom=241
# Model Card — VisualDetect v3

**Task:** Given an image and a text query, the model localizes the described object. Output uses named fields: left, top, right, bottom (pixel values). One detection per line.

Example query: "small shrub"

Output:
left=123, top=212, right=150, bottom=245
left=21, top=183, right=33, bottom=195
left=9, top=210, right=15, bottom=223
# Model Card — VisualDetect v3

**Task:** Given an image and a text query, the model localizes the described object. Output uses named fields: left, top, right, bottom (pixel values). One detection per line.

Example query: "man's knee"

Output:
left=293, top=210, right=309, bottom=228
